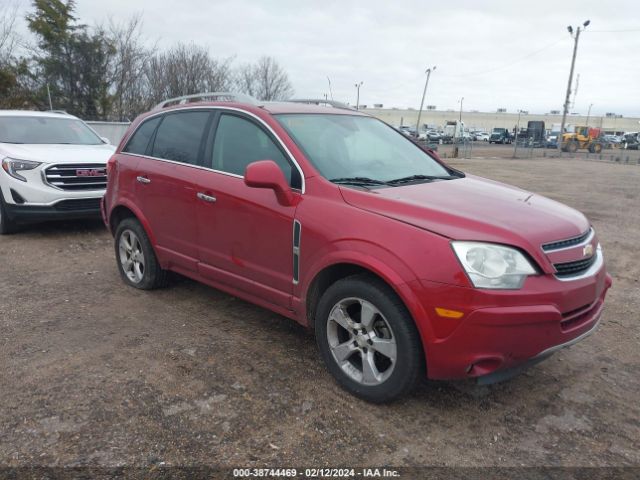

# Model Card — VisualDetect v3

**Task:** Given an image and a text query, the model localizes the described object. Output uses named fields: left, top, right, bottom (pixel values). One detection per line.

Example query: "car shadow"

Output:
left=7, top=218, right=107, bottom=237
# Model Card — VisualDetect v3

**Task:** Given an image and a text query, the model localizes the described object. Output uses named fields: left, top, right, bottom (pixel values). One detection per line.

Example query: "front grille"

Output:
left=542, top=228, right=592, bottom=252
left=53, top=198, right=102, bottom=211
left=45, top=164, right=107, bottom=191
left=553, top=255, right=597, bottom=278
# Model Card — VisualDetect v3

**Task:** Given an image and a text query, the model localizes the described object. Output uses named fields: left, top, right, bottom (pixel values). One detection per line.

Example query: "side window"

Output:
left=122, top=116, right=161, bottom=155
left=211, top=114, right=300, bottom=188
left=151, top=111, right=210, bottom=165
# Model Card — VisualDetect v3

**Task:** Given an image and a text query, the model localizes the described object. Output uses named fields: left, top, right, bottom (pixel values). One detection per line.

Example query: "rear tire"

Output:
left=315, top=274, right=424, bottom=403
left=567, top=141, right=578, bottom=153
left=0, top=194, right=17, bottom=235
left=114, top=217, right=168, bottom=290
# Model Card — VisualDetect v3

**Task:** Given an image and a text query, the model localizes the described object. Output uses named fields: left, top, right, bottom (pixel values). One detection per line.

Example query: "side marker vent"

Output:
left=293, top=220, right=301, bottom=284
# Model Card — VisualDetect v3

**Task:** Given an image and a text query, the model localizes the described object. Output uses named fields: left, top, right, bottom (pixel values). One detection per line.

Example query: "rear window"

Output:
left=0, top=116, right=103, bottom=145
left=151, top=111, right=211, bottom=165
left=123, top=117, right=161, bottom=155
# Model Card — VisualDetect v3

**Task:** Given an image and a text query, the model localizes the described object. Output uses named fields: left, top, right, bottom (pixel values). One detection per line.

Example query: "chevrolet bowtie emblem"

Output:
left=583, top=244, right=594, bottom=257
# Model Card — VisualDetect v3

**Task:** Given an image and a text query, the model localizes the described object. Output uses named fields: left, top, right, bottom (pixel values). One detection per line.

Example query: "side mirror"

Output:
left=244, top=160, right=297, bottom=206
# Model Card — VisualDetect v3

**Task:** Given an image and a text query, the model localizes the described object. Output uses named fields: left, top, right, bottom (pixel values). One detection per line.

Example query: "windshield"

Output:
left=0, top=116, right=103, bottom=145
left=492, top=129, right=505, bottom=134
left=276, top=114, right=451, bottom=183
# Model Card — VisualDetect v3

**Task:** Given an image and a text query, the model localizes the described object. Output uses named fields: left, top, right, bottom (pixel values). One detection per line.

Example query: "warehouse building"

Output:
left=364, top=108, right=640, bottom=135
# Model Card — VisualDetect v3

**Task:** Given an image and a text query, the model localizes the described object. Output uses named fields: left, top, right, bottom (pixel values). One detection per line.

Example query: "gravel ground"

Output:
left=0, top=156, right=638, bottom=470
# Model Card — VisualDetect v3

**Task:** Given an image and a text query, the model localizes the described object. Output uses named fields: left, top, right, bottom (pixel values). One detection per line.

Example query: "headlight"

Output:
left=1, top=158, right=42, bottom=182
left=452, top=241, right=537, bottom=289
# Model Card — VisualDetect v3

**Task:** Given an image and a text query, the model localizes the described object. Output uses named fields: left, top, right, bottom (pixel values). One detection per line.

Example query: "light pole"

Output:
left=586, top=103, right=594, bottom=126
left=354, top=81, right=363, bottom=110
left=415, top=66, right=436, bottom=138
left=459, top=96, right=464, bottom=123
left=327, top=77, right=333, bottom=101
left=558, top=19, right=590, bottom=153
left=513, top=109, right=523, bottom=158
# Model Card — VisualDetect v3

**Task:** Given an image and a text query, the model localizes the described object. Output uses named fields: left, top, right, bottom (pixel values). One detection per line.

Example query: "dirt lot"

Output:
left=1, top=156, right=639, bottom=470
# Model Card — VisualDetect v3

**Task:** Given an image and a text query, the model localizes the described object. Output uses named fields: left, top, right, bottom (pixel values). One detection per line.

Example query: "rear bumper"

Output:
left=409, top=265, right=612, bottom=381
left=4, top=198, right=102, bottom=224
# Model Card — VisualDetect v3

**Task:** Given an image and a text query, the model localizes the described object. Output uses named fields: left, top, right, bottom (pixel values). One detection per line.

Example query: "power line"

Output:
left=587, top=28, right=640, bottom=33
left=438, top=36, right=569, bottom=79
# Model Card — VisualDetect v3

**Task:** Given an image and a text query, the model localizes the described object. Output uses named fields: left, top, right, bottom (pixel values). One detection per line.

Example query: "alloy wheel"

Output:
left=118, top=229, right=145, bottom=284
left=326, top=297, right=397, bottom=386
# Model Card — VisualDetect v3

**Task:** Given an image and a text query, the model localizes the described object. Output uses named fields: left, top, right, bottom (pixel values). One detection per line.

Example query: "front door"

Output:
left=195, top=112, right=302, bottom=308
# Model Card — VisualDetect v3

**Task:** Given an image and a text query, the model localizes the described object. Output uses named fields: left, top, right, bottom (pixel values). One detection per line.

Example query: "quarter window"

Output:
left=123, top=117, right=161, bottom=155
left=151, top=111, right=211, bottom=165
left=211, top=114, right=300, bottom=188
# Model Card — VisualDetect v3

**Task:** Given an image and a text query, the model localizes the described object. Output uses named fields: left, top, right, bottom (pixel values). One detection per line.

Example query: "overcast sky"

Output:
left=7, top=0, right=640, bottom=116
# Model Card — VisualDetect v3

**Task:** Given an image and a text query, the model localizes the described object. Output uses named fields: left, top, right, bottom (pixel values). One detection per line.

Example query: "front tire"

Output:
left=315, top=274, right=424, bottom=403
left=114, top=217, right=168, bottom=290
left=0, top=194, right=17, bottom=235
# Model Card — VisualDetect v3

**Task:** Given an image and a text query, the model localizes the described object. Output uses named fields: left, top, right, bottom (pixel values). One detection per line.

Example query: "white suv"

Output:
left=0, top=110, right=116, bottom=233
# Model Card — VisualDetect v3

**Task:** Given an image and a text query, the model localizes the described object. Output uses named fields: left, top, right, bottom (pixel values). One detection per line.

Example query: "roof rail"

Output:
left=288, top=99, right=356, bottom=111
left=153, top=92, right=259, bottom=110
left=48, top=109, right=69, bottom=115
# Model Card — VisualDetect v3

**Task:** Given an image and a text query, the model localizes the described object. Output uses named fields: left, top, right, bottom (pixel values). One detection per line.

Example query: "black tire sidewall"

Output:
left=0, top=193, right=16, bottom=234
left=315, top=276, right=423, bottom=403
left=114, top=218, right=162, bottom=290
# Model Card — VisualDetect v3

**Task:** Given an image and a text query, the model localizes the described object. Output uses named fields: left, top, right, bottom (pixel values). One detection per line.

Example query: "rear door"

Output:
left=133, top=110, right=213, bottom=272
left=194, top=111, right=302, bottom=308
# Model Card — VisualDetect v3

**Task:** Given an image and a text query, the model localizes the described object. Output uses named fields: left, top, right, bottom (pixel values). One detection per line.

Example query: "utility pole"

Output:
left=558, top=20, right=590, bottom=153
left=459, top=96, right=464, bottom=123
left=415, top=66, right=436, bottom=138
left=586, top=103, right=594, bottom=126
left=327, top=77, right=333, bottom=101
left=513, top=109, right=523, bottom=158
left=354, top=81, right=363, bottom=110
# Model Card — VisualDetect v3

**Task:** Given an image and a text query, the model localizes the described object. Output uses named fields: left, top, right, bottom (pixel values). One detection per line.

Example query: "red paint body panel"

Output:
left=104, top=102, right=612, bottom=381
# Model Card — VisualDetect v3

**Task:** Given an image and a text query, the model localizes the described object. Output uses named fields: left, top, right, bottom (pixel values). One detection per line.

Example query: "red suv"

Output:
left=102, top=94, right=612, bottom=402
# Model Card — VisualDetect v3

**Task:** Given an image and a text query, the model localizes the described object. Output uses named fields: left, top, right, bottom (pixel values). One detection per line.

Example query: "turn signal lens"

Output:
left=435, top=307, right=464, bottom=319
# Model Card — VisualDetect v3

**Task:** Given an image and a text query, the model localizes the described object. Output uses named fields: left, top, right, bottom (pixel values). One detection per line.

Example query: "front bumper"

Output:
left=3, top=198, right=103, bottom=224
left=409, top=263, right=612, bottom=381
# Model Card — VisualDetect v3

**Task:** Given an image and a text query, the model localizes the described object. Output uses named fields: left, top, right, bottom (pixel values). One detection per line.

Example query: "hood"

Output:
left=0, top=143, right=116, bottom=164
left=339, top=175, right=589, bottom=259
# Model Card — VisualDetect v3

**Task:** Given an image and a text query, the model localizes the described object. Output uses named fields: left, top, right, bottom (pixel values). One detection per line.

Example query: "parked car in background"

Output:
left=603, top=134, right=621, bottom=146
left=622, top=132, right=639, bottom=150
left=475, top=132, right=490, bottom=142
left=397, top=125, right=417, bottom=137
left=546, top=130, right=561, bottom=148
left=103, top=93, right=611, bottom=402
left=0, top=110, right=115, bottom=234
left=489, top=128, right=511, bottom=144
left=426, top=130, right=442, bottom=142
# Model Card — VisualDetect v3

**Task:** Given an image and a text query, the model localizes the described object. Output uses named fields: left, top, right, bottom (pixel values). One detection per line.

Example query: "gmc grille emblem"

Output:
left=76, top=169, right=104, bottom=177
left=583, top=244, right=594, bottom=257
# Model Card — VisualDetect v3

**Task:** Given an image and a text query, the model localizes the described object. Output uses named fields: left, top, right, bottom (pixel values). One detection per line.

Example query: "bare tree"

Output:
left=107, top=14, right=156, bottom=120
left=144, top=43, right=233, bottom=106
left=0, top=1, right=19, bottom=65
left=235, top=56, right=293, bottom=101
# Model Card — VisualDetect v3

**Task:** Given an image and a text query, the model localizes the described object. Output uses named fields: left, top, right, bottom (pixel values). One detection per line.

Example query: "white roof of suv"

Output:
left=0, top=110, right=77, bottom=119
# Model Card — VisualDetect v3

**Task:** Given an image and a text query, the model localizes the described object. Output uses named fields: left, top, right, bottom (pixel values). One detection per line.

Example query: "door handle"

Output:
left=136, top=176, right=151, bottom=184
left=197, top=192, right=217, bottom=203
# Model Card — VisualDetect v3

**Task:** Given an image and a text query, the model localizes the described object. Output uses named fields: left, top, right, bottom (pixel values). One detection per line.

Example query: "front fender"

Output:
left=296, top=239, right=433, bottom=342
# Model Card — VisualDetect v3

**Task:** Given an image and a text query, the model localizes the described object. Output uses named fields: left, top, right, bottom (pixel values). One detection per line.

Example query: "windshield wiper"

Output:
left=386, top=174, right=457, bottom=185
left=330, top=177, right=392, bottom=187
